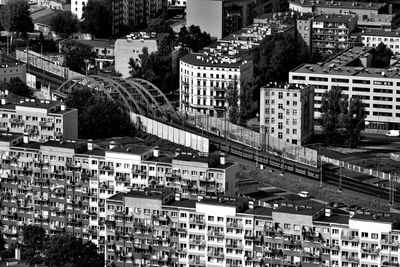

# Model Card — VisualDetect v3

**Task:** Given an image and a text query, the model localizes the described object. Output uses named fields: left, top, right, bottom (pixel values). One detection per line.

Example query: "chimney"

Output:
left=60, top=103, right=66, bottom=111
left=153, top=146, right=160, bottom=157
left=1, top=98, right=6, bottom=105
left=15, top=247, right=21, bottom=260
left=87, top=139, right=93, bottom=151
left=249, top=200, right=254, bottom=209
left=109, top=141, right=116, bottom=150
left=23, top=132, right=29, bottom=144
left=175, top=193, right=181, bottom=201
left=325, top=207, right=331, bottom=217
left=220, top=152, right=226, bottom=165
left=175, top=148, right=181, bottom=157
left=4, top=89, right=8, bottom=96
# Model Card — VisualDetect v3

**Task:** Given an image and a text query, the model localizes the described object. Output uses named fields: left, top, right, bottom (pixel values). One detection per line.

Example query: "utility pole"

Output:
left=319, top=144, right=323, bottom=188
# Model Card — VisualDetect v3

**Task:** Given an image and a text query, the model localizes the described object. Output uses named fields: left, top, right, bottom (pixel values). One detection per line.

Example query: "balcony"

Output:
left=39, top=121, right=54, bottom=127
left=189, top=218, right=205, bottom=225
left=189, top=239, right=205, bottom=246
left=226, top=222, right=243, bottom=229
left=225, top=243, right=243, bottom=249
left=100, top=165, right=114, bottom=172
left=9, top=118, right=24, bottom=125
left=341, top=256, right=359, bottom=263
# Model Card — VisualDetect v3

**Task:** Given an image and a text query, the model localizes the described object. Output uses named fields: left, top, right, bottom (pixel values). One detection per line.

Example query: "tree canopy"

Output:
left=60, top=40, right=97, bottom=74
left=0, top=78, right=33, bottom=98
left=320, top=87, right=366, bottom=147
left=80, top=0, right=113, bottom=38
left=21, top=225, right=46, bottom=265
left=65, top=89, right=135, bottom=139
left=50, top=11, right=78, bottom=38
left=254, top=33, right=307, bottom=85
left=0, top=0, right=33, bottom=36
left=372, top=42, right=394, bottom=68
left=178, top=25, right=212, bottom=53
left=129, top=47, right=173, bottom=93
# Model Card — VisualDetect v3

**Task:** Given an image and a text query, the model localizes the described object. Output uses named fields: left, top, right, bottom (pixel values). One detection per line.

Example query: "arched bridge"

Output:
left=56, top=75, right=180, bottom=120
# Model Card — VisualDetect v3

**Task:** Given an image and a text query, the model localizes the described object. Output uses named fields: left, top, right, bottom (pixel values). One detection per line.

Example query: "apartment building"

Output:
left=102, top=187, right=400, bottom=267
left=289, top=0, right=400, bottom=30
left=0, top=63, right=26, bottom=84
left=114, top=32, right=165, bottom=78
left=259, top=83, right=314, bottom=145
left=186, top=0, right=283, bottom=39
left=360, top=29, right=400, bottom=54
left=312, top=14, right=358, bottom=54
left=179, top=15, right=295, bottom=118
left=0, top=98, right=78, bottom=141
left=297, top=13, right=313, bottom=54
left=289, top=46, right=400, bottom=130
left=71, top=0, right=87, bottom=19
left=111, top=0, right=168, bottom=36
left=0, top=136, right=239, bottom=249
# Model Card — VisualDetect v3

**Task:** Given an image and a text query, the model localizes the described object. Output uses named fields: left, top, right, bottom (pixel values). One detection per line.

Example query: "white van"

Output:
left=386, top=130, right=400, bottom=137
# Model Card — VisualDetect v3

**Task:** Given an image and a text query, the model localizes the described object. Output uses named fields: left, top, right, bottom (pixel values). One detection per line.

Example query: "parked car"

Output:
left=386, top=130, right=400, bottom=137
left=298, top=191, right=311, bottom=198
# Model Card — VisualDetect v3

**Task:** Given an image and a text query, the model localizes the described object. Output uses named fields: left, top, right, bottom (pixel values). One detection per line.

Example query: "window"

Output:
left=278, top=92, right=283, bottom=99
left=208, top=216, right=214, bottom=221
left=293, top=129, right=297, bottom=135
left=278, top=132, right=283, bottom=139
left=361, top=232, right=368, bottom=238
left=278, top=122, right=283, bottom=129
left=371, top=233, right=378, bottom=239
left=278, top=113, right=283, bottom=119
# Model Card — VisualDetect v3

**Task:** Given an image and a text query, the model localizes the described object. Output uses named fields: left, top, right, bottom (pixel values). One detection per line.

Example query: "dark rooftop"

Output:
left=315, top=214, right=350, bottom=224
left=243, top=206, right=273, bottom=217
left=167, top=199, right=197, bottom=209
left=180, top=53, right=244, bottom=68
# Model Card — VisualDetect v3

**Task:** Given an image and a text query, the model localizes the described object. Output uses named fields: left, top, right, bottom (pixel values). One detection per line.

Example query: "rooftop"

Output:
left=173, top=153, right=234, bottom=169
left=360, top=29, right=400, bottom=38
left=261, top=82, right=311, bottom=90
left=351, top=212, right=400, bottom=224
left=180, top=53, right=246, bottom=68
left=242, top=206, right=273, bottom=217
left=74, top=39, right=115, bottom=49
left=291, top=46, right=400, bottom=78
left=313, top=14, right=357, bottom=23
left=289, top=0, right=386, bottom=11
left=274, top=202, right=324, bottom=216
left=109, top=188, right=175, bottom=201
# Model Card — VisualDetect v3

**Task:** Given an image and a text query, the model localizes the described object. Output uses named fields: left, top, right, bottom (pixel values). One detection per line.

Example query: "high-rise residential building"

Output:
left=186, top=0, right=283, bottom=39
left=179, top=14, right=295, bottom=118
left=290, top=0, right=400, bottom=30
left=111, top=0, right=168, bottom=36
left=360, top=29, right=400, bottom=55
left=290, top=46, right=400, bottom=131
left=0, top=97, right=78, bottom=141
left=71, top=0, right=87, bottom=20
left=259, top=83, right=314, bottom=145
left=0, top=136, right=239, bottom=249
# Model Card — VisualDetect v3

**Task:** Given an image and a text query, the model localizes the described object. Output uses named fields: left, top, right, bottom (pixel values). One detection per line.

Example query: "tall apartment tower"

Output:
left=111, top=0, right=168, bottom=35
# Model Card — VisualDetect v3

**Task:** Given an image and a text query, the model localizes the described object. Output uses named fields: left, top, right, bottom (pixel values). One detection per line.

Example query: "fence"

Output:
left=185, top=112, right=318, bottom=167
left=16, top=49, right=81, bottom=80
left=131, top=113, right=209, bottom=153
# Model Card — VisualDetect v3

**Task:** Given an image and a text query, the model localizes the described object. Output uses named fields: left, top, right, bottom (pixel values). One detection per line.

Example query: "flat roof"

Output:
left=180, top=53, right=245, bottom=68
left=351, top=213, right=400, bottom=223
left=167, top=199, right=197, bottom=209
left=360, top=29, right=400, bottom=38
left=313, top=14, right=356, bottom=23
left=124, top=188, right=175, bottom=200
left=74, top=39, right=115, bottom=49
left=274, top=202, right=324, bottom=216
left=0, top=133, right=21, bottom=142
left=173, top=153, right=234, bottom=169
left=289, top=0, right=384, bottom=11
left=291, top=46, right=400, bottom=79
left=242, top=206, right=273, bottom=217
left=315, top=213, right=350, bottom=224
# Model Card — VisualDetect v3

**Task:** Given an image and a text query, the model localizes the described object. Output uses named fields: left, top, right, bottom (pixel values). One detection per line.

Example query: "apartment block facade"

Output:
left=111, top=0, right=168, bottom=36
left=360, top=30, right=400, bottom=55
left=102, top=188, right=400, bottom=267
left=0, top=136, right=239, bottom=251
left=289, top=46, right=400, bottom=130
left=0, top=98, right=78, bottom=141
left=71, top=0, right=87, bottom=19
left=0, top=63, right=26, bottom=84
left=259, top=83, right=314, bottom=145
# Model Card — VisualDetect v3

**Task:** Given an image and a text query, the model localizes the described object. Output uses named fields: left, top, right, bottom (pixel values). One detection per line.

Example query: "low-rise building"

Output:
left=259, top=83, right=314, bottom=145
left=0, top=98, right=78, bottom=141
left=289, top=0, right=400, bottom=30
left=114, top=32, right=165, bottom=78
left=360, top=29, right=400, bottom=54
left=0, top=62, right=26, bottom=84
left=290, top=46, right=400, bottom=130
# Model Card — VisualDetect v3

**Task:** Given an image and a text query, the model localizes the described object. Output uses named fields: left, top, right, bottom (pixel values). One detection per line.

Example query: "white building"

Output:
left=290, top=46, right=400, bottom=131
left=361, top=29, right=400, bottom=54
left=114, top=32, right=163, bottom=78
left=259, top=83, right=314, bottom=145
left=71, top=0, right=87, bottom=20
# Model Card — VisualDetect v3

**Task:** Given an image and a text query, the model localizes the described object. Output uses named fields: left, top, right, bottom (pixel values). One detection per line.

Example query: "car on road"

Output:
left=386, top=130, right=400, bottom=137
left=298, top=191, right=311, bottom=198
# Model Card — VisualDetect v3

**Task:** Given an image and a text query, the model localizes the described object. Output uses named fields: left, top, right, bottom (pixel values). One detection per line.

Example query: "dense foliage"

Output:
left=66, top=89, right=135, bottom=139
left=80, top=0, right=113, bottom=38
left=60, top=40, right=97, bottom=74
left=178, top=25, right=213, bottom=53
left=0, top=78, right=33, bottom=98
left=50, top=12, right=78, bottom=38
left=0, top=0, right=33, bottom=36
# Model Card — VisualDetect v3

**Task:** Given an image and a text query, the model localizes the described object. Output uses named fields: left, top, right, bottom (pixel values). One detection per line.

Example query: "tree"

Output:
left=0, top=78, right=33, bottom=98
left=66, top=89, right=135, bottom=139
left=45, top=235, right=104, bottom=267
left=178, top=25, right=212, bottom=53
left=0, top=0, right=33, bottom=37
left=255, top=34, right=307, bottom=85
left=80, top=0, right=113, bottom=38
left=339, top=96, right=366, bottom=148
left=372, top=42, right=393, bottom=68
left=21, top=225, right=46, bottom=265
left=226, top=79, right=239, bottom=124
left=50, top=11, right=78, bottom=38
left=60, top=40, right=96, bottom=74
left=129, top=47, right=173, bottom=93
left=238, top=80, right=255, bottom=126
left=320, top=87, right=346, bottom=144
